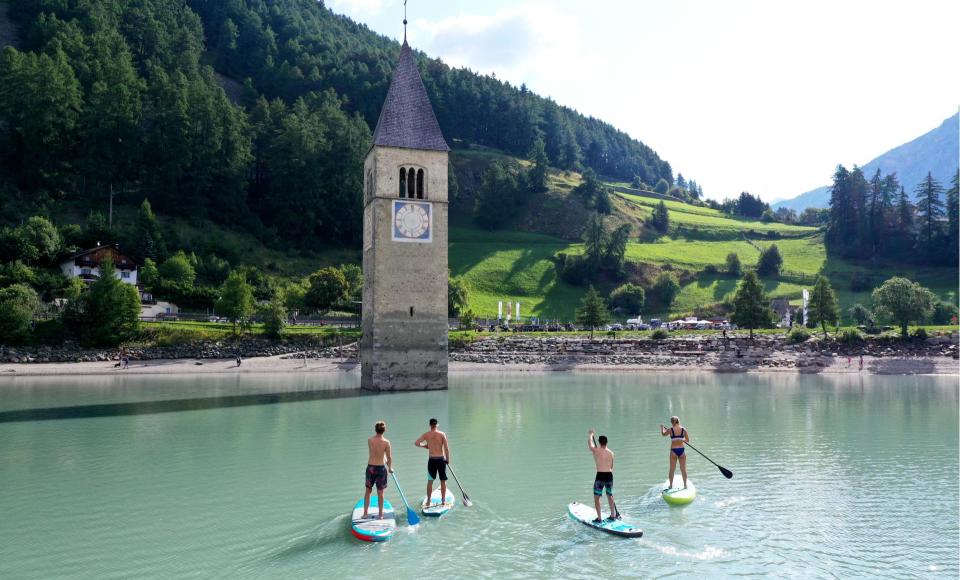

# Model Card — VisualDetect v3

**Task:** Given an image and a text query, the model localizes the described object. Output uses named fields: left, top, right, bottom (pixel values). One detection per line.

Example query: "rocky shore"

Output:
left=1, top=332, right=957, bottom=376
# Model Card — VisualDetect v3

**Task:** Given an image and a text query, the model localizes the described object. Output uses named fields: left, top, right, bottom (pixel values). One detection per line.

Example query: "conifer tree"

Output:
left=575, top=286, right=610, bottom=338
left=731, top=271, right=771, bottom=338
left=808, top=275, right=839, bottom=338
left=914, top=172, right=945, bottom=262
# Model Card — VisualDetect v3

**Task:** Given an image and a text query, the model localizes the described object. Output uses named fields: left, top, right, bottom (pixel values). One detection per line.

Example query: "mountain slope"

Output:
left=775, top=113, right=959, bottom=211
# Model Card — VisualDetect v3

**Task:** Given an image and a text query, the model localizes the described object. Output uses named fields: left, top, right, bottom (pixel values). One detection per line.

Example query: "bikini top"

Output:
left=670, top=427, right=686, bottom=440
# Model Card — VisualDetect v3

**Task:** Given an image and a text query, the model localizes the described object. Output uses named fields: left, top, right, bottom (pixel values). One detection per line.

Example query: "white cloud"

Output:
left=327, top=0, right=398, bottom=18
left=410, top=2, right=599, bottom=94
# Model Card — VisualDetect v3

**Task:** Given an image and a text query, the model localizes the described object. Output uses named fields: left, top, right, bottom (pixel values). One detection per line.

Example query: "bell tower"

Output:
left=360, top=37, right=449, bottom=391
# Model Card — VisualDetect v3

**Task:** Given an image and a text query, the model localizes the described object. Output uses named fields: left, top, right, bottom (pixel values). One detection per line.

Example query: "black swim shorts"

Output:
left=427, top=456, right=448, bottom=481
left=365, top=464, right=388, bottom=490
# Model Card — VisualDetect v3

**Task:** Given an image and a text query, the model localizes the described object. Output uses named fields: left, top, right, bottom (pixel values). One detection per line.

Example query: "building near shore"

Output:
left=360, top=35, right=450, bottom=391
left=59, top=244, right=138, bottom=285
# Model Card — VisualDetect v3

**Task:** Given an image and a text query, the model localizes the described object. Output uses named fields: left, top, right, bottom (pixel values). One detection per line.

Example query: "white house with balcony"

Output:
left=59, top=244, right=138, bottom=285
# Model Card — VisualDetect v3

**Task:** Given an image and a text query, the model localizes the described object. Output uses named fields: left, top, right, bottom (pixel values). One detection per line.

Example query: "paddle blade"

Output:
left=461, top=495, right=473, bottom=508
left=719, top=466, right=733, bottom=479
left=406, top=507, right=420, bottom=526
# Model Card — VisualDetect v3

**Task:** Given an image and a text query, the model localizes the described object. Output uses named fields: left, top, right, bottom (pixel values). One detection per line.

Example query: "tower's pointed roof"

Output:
left=372, top=41, right=449, bottom=152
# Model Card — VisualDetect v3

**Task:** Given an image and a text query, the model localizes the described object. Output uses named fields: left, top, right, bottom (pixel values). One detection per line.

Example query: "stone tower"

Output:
left=360, top=40, right=449, bottom=391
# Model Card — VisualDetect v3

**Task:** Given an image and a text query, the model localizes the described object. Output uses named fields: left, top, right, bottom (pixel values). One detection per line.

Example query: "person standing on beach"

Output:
left=362, top=420, right=393, bottom=519
left=859, top=354, right=864, bottom=371
left=236, top=353, right=242, bottom=367
left=661, top=416, right=690, bottom=489
left=588, top=429, right=617, bottom=522
left=414, top=418, right=451, bottom=507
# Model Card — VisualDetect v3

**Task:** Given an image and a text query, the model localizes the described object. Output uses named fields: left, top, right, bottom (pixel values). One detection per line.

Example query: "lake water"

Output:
left=0, top=372, right=957, bottom=579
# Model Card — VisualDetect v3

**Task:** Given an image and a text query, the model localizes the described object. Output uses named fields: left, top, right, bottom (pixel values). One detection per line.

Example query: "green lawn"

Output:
left=449, top=227, right=584, bottom=319
left=616, top=192, right=819, bottom=237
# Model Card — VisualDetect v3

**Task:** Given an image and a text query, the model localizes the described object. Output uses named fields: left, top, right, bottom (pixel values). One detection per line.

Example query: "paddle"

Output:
left=446, top=463, right=473, bottom=507
left=389, top=470, right=420, bottom=525
left=592, top=434, right=621, bottom=519
left=685, top=441, right=733, bottom=479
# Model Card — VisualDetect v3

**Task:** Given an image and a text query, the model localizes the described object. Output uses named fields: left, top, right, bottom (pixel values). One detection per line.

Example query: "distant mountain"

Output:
left=775, top=113, right=959, bottom=211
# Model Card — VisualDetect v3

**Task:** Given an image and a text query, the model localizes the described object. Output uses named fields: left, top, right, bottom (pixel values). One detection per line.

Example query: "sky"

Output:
left=327, top=0, right=960, bottom=202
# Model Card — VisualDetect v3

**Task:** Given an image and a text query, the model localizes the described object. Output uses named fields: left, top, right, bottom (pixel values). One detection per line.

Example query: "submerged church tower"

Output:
left=360, top=38, right=449, bottom=391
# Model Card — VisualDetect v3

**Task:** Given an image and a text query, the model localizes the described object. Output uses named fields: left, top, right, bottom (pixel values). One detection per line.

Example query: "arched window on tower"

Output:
left=416, top=169, right=424, bottom=199
left=398, top=168, right=406, bottom=198
left=367, top=170, right=373, bottom=197
left=407, top=168, right=415, bottom=198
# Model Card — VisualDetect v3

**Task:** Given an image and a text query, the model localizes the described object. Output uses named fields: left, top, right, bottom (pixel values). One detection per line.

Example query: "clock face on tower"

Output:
left=391, top=200, right=432, bottom=243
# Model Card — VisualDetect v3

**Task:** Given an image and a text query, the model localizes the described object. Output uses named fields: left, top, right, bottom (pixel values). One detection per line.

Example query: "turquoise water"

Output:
left=0, top=372, right=957, bottom=578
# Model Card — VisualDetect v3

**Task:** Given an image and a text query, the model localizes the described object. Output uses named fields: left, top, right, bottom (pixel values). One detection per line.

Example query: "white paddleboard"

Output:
left=421, top=488, right=455, bottom=517
left=567, top=502, right=643, bottom=538
left=661, top=476, right=697, bottom=505
left=350, top=496, right=396, bottom=542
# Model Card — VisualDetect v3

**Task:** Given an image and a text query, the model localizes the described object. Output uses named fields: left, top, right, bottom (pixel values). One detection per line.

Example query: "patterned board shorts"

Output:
left=593, top=472, right=613, bottom=496
left=365, top=465, right=388, bottom=490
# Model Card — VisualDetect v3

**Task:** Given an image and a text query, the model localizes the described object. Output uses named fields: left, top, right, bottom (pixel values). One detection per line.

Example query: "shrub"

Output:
left=756, top=244, right=783, bottom=277
left=848, top=303, right=873, bottom=326
left=702, top=264, right=719, bottom=275
left=0, top=283, right=40, bottom=344
left=910, top=328, right=928, bottom=340
left=260, top=299, right=287, bottom=339
left=787, top=328, right=810, bottom=343
left=929, top=301, right=958, bottom=325
left=651, top=272, right=680, bottom=308
left=650, top=329, right=669, bottom=340
left=609, top=283, right=645, bottom=314
left=725, top=252, right=742, bottom=276
left=837, top=329, right=863, bottom=344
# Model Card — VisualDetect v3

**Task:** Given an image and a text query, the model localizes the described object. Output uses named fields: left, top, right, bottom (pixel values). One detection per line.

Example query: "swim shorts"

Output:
left=365, top=464, right=388, bottom=490
left=427, top=456, right=448, bottom=481
left=593, top=471, right=613, bottom=496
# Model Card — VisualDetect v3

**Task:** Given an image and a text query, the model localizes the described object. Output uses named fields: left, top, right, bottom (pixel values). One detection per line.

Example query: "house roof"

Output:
left=61, top=244, right=136, bottom=268
left=371, top=41, right=449, bottom=152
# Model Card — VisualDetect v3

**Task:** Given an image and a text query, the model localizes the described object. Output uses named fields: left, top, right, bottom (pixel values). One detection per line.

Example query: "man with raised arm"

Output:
left=414, top=418, right=451, bottom=507
left=361, top=420, right=393, bottom=519
left=588, top=429, right=617, bottom=523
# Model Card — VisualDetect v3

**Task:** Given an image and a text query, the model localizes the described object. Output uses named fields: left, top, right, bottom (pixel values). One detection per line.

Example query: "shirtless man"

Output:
left=361, top=420, right=393, bottom=519
left=414, top=418, right=451, bottom=507
left=588, top=429, right=617, bottom=522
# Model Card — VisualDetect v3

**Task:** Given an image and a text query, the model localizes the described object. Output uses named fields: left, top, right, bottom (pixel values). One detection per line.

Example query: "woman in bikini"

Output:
left=660, top=416, right=689, bottom=489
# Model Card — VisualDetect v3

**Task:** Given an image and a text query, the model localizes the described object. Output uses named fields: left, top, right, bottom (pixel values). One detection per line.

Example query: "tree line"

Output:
left=826, top=166, right=958, bottom=265
left=0, top=0, right=676, bottom=254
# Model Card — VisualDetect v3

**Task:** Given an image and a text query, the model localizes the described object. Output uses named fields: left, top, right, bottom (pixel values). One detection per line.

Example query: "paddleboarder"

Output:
left=660, top=416, right=690, bottom=489
left=361, top=420, right=393, bottom=520
left=587, top=429, right=617, bottom=522
left=414, top=418, right=451, bottom=508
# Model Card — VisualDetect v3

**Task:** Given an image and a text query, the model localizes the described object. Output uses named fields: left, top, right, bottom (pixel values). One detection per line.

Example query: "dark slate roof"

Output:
left=371, top=41, right=449, bottom=152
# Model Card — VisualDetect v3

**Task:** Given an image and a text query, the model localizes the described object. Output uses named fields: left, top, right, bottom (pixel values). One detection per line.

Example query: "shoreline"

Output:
left=0, top=354, right=956, bottom=378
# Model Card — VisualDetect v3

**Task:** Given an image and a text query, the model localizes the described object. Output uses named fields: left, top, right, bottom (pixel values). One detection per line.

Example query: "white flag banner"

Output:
left=516, top=302, right=520, bottom=322
left=498, top=301, right=503, bottom=320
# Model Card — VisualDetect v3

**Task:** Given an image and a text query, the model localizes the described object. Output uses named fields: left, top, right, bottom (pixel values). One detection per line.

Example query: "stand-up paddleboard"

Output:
left=661, top=476, right=696, bottom=505
left=567, top=502, right=643, bottom=538
left=420, top=488, right=455, bottom=517
left=350, top=496, right=396, bottom=542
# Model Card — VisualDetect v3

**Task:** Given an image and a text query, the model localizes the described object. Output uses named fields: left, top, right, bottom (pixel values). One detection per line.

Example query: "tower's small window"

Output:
left=416, top=169, right=424, bottom=199
left=407, top=168, right=415, bottom=198
left=399, top=168, right=406, bottom=198
left=409, top=306, right=414, bottom=317
left=367, top=169, right=373, bottom=196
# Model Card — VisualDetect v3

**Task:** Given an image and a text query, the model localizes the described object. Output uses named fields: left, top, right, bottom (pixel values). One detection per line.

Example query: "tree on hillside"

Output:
left=139, top=258, right=159, bottom=290
left=305, top=267, right=348, bottom=314
left=133, top=199, right=165, bottom=262
left=808, top=275, right=839, bottom=338
left=609, top=283, right=645, bottom=314
left=575, top=286, right=610, bottom=338
left=731, top=271, right=771, bottom=338
left=946, top=171, right=959, bottom=264
left=603, top=224, right=631, bottom=277
left=654, top=178, right=670, bottom=194
left=583, top=213, right=606, bottom=271
left=574, top=168, right=603, bottom=205
left=651, top=271, right=680, bottom=310
left=0, top=283, right=40, bottom=345
left=756, top=244, right=783, bottom=277
left=676, top=174, right=687, bottom=190
left=216, top=271, right=254, bottom=333
left=895, top=185, right=915, bottom=254
left=80, top=258, right=141, bottom=346
left=338, top=264, right=363, bottom=302
left=528, top=137, right=549, bottom=193
left=474, top=161, right=518, bottom=229
left=7, top=216, right=61, bottom=264
left=158, top=251, right=196, bottom=286
left=650, top=201, right=670, bottom=233
left=725, top=252, right=742, bottom=276
left=872, top=277, right=936, bottom=340
left=448, top=276, right=470, bottom=317
left=914, top=172, right=945, bottom=262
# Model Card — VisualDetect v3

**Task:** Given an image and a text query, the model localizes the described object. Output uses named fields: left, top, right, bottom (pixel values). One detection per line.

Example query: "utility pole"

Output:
left=108, top=183, right=115, bottom=229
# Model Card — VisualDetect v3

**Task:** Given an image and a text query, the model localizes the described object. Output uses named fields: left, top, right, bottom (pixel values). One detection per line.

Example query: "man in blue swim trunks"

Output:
left=588, top=429, right=617, bottom=522
left=361, top=420, right=393, bottom=519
